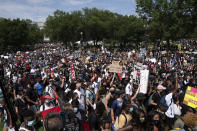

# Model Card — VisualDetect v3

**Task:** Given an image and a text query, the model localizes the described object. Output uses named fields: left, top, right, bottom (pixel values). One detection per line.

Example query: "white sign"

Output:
left=139, top=70, right=149, bottom=94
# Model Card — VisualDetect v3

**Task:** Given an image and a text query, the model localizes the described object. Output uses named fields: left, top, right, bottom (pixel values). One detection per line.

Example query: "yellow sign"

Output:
left=183, top=86, right=197, bottom=108
left=178, top=44, right=181, bottom=51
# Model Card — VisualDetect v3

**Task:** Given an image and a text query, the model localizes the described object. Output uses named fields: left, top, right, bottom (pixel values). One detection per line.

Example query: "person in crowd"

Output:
left=150, top=85, right=166, bottom=110
left=116, top=101, right=132, bottom=129
left=25, top=83, right=39, bottom=113
left=19, top=109, right=36, bottom=131
left=43, top=112, right=64, bottom=131
left=15, top=89, right=29, bottom=123
left=111, top=90, right=125, bottom=125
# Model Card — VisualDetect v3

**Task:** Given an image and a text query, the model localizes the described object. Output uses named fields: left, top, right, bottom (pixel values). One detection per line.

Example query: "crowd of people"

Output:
left=0, top=43, right=196, bottom=131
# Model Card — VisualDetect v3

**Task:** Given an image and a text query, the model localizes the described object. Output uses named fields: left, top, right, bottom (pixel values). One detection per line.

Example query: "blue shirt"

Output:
left=34, top=83, right=43, bottom=95
left=111, top=99, right=123, bottom=117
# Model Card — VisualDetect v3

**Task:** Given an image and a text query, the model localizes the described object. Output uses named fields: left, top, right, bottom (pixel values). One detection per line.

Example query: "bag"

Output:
left=148, top=92, right=155, bottom=106
left=114, top=113, right=127, bottom=130
left=160, top=95, right=172, bottom=112
left=59, top=110, right=79, bottom=131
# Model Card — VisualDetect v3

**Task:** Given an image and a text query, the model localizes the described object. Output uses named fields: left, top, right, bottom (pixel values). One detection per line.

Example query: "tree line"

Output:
left=0, top=0, right=197, bottom=51
left=44, top=8, right=145, bottom=48
left=0, top=18, right=43, bottom=52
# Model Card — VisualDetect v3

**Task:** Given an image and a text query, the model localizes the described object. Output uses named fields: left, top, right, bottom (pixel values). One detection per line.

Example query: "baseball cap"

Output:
left=157, top=85, right=166, bottom=90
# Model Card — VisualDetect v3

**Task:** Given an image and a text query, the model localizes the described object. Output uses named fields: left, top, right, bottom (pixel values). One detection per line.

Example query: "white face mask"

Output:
left=27, top=120, right=35, bottom=126
left=73, top=107, right=78, bottom=113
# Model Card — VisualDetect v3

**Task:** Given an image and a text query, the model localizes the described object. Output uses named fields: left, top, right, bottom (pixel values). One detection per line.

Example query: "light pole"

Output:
left=80, top=32, right=83, bottom=49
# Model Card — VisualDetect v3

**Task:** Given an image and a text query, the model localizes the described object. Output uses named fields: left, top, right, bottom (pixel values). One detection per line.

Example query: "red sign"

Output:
left=70, top=61, right=76, bottom=82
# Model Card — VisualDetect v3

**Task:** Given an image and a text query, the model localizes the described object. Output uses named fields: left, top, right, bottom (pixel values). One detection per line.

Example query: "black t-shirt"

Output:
left=89, top=112, right=100, bottom=130
left=25, top=88, right=38, bottom=106
left=15, top=98, right=28, bottom=114
left=152, top=92, right=162, bottom=106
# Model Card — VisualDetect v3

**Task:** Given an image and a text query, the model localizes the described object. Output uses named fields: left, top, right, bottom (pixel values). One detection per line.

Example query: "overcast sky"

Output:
left=0, top=0, right=136, bottom=22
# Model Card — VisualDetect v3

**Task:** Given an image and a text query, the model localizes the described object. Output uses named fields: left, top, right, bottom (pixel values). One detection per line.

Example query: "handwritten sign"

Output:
left=139, top=70, right=149, bottom=94
left=108, top=61, right=122, bottom=73
left=183, top=86, right=197, bottom=108
left=162, top=51, right=167, bottom=55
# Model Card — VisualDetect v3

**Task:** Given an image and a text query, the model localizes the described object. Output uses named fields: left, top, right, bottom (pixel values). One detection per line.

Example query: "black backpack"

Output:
left=59, top=110, right=79, bottom=131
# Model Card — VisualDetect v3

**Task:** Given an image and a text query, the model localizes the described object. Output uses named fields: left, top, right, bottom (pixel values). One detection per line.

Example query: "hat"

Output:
left=157, top=85, right=166, bottom=90
left=44, top=95, right=54, bottom=99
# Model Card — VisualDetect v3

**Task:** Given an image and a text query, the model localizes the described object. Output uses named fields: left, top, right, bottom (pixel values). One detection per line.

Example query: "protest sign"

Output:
left=139, top=70, right=149, bottom=94
left=178, top=44, right=181, bottom=51
left=70, top=61, right=76, bottom=82
left=108, top=61, right=122, bottom=73
left=183, top=86, right=197, bottom=109
left=41, top=106, right=61, bottom=120
left=162, top=51, right=167, bottom=55
left=74, top=51, right=81, bottom=58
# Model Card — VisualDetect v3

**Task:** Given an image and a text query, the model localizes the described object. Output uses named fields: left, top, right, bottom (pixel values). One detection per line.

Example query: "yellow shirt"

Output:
left=118, top=113, right=132, bottom=129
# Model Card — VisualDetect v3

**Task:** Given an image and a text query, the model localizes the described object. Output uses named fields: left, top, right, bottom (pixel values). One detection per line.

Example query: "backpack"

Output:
left=59, top=110, right=79, bottom=131
left=114, top=113, right=128, bottom=130
left=160, top=95, right=172, bottom=112
left=148, top=92, right=155, bottom=106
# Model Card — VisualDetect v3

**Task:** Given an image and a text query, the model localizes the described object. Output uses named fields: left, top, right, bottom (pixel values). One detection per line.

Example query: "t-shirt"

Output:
left=85, top=89, right=94, bottom=105
left=34, top=83, right=43, bottom=95
left=89, top=112, right=100, bottom=130
left=111, top=99, right=123, bottom=117
left=25, top=88, right=38, bottom=106
left=152, top=92, right=162, bottom=106
left=125, top=83, right=132, bottom=96
left=15, top=98, right=28, bottom=114
left=165, top=93, right=175, bottom=118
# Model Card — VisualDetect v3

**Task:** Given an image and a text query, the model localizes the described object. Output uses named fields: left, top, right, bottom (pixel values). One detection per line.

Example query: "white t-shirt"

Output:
left=74, top=88, right=85, bottom=110
left=125, top=83, right=133, bottom=96
left=165, top=93, right=175, bottom=118
left=174, top=104, right=182, bottom=116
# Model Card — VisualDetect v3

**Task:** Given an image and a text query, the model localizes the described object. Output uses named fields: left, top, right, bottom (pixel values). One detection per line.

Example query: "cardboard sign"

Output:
left=178, top=44, right=181, bottom=51
left=183, top=86, right=197, bottom=109
left=139, top=70, right=149, bottom=94
left=108, top=61, right=122, bottom=73
left=162, top=51, right=167, bottom=55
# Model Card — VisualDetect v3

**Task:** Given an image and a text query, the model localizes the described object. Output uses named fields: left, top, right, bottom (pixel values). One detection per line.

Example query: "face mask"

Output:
left=129, top=107, right=133, bottom=113
left=74, top=107, right=78, bottom=113
left=153, top=120, right=160, bottom=127
left=140, top=118, right=145, bottom=123
left=27, top=120, right=35, bottom=126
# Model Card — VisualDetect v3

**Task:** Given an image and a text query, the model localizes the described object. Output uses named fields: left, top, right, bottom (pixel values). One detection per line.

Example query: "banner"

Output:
left=41, top=106, right=61, bottom=120
left=183, top=86, right=197, bottom=109
left=139, top=70, right=149, bottom=94
left=108, top=61, right=122, bottom=73
left=70, top=61, right=76, bottom=82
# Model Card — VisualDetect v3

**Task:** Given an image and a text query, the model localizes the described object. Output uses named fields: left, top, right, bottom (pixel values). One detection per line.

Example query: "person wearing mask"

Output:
left=34, top=78, right=43, bottom=96
left=74, top=82, right=85, bottom=110
left=125, top=80, right=133, bottom=101
left=150, top=85, right=166, bottom=110
left=25, top=83, right=39, bottom=113
left=104, top=87, right=116, bottom=114
left=15, top=89, right=29, bottom=123
left=86, top=83, right=95, bottom=112
left=111, top=90, right=125, bottom=125
left=19, top=109, right=36, bottom=131
left=148, top=111, right=164, bottom=131
left=39, top=95, right=55, bottom=112
left=115, top=101, right=132, bottom=130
